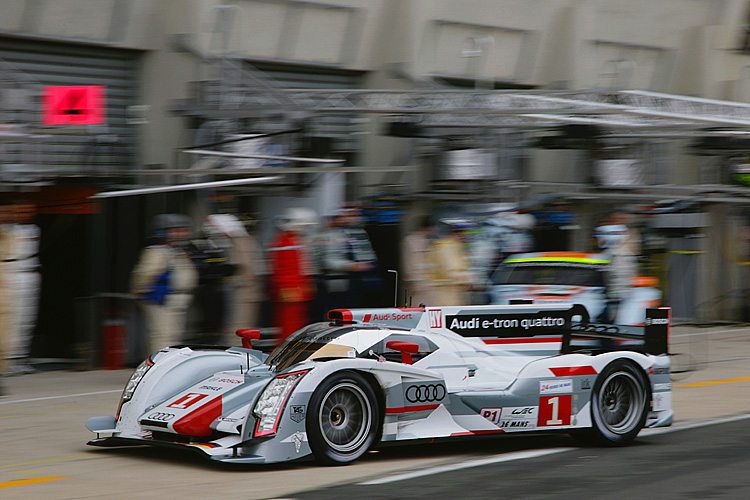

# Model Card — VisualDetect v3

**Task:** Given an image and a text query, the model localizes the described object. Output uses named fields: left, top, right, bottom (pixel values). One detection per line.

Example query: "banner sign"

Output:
left=42, top=85, right=105, bottom=125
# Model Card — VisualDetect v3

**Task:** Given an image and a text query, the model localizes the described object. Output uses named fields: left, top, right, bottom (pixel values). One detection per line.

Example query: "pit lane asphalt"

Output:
left=1, top=323, right=749, bottom=500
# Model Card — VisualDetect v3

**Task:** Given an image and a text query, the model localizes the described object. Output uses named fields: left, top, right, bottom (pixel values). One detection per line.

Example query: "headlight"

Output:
left=117, top=358, right=154, bottom=417
left=253, top=370, right=308, bottom=437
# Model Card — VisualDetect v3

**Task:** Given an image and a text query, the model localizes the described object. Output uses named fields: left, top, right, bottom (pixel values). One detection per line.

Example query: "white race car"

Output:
left=86, top=303, right=672, bottom=465
left=487, top=252, right=662, bottom=325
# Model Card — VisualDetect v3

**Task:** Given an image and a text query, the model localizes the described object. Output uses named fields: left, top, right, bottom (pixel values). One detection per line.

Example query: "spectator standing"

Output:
left=206, top=214, right=266, bottom=344
left=6, top=200, right=41, bottom=375
left=187, top=222, right=235, bottom=345
left=0, top=202, right=15, bottom=386
left=320, top=206, right=379, bottom=310
left=401, top=216, right=436, bottom=306
left=268, top=208, right=316, bottom=344
left=131, top=214, right=199, bottom=353
left=429, top=220, right=474, bottom=306
left=594, top=223, right=638, bottom=323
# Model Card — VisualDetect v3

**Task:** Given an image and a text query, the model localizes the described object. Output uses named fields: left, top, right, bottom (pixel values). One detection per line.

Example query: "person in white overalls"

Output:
left=131, top=214, right=199, bottom=354
left=7, top=200, right=41, bottom=375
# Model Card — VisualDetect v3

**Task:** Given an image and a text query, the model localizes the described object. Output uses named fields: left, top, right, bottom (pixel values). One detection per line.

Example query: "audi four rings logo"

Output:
left=147, top=412, right=175, bottom=421
left=405, top=384, right=446, bottom=403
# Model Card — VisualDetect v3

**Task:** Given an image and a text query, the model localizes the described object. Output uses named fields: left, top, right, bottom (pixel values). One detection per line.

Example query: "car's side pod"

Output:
left=561, top=307, right=671, bottom=355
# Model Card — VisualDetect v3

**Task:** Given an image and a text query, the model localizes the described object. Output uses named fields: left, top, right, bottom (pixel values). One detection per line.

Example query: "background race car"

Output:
left=487, top=252, right=662, bottom=325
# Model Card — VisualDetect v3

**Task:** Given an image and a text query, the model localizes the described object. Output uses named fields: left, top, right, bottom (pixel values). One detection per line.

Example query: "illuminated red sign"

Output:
left=42, top=85, right=105, bottom=125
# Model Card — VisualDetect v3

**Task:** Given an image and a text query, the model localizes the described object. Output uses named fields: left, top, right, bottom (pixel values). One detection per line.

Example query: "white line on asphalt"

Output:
left=0, top=390, right=121, bottom=406
left=640, top=413, right=750, bottom=436
left=358, top=448, right=576, bottom=486
left=358, top=413, right=750, bottom=486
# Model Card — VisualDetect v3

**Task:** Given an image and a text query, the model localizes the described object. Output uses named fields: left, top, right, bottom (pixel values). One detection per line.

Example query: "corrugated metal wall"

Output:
left=0, top=37, right=140, bottom=174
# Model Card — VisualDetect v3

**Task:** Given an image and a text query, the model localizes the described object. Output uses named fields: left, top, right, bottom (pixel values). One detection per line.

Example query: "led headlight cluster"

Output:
left=118, top=358, right=154, bottom=413
left=253, top=370, right=308, bottom=436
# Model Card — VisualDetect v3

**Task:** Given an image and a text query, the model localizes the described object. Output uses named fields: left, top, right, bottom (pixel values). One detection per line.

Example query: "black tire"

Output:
left=306, top=371, right=381, bottom=465
left=574, top=360, right=649, bottom=446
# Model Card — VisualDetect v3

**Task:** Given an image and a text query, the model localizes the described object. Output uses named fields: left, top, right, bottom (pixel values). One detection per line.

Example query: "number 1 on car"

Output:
left=539, top=395, right=571, bottom=426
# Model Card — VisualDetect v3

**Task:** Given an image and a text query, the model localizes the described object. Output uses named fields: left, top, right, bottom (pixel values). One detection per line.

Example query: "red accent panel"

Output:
left=172, top=396, right=222, bottom=437
left=328, top=309, right=353, bottom=322
left=363, top=314, right=372, bottom=322
left=385, top=404, right=440, bottom=414
left=549, top=366, right=598, bottom=377
left=386, top=340, right=420, bottom=364
left=482, top=337, right=562, bottom=345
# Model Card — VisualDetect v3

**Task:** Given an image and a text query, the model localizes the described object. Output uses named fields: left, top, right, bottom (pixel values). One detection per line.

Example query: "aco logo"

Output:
left=405, top=384, right=446, bottom=403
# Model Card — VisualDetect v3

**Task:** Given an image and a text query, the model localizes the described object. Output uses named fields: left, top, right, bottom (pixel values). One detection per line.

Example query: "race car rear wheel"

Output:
left=576, top=360, right=649, bottom=446
left=307, top=371, right=381, bottom=465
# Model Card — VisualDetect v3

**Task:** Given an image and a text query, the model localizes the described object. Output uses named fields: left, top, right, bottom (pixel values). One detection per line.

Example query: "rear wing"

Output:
left=561, top=307, right=671, bottom=355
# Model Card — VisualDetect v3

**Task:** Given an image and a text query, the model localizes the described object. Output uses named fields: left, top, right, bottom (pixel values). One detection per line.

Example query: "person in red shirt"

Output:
left=268, top=208, right=316, bottom=345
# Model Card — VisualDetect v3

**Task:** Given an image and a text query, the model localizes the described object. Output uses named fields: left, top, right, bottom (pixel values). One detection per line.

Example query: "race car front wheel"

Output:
left=307, top=371, right=381, bottom=465
left=575, top=360, right=649, bottom=446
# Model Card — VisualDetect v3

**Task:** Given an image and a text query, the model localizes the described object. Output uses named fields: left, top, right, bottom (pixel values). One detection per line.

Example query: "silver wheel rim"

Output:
left=596, top=371, right=643, bottom=434
left=319, top=382, right=372, bottom=453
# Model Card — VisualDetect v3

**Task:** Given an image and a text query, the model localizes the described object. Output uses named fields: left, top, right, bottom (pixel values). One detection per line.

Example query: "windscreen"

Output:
left=493, top=262, right=606, bottom=287
left=265, top=323, right=360, bottom=372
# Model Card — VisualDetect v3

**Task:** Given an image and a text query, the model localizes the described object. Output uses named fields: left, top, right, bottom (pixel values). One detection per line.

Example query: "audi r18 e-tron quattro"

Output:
left=86, top=303, right=672, bottom=465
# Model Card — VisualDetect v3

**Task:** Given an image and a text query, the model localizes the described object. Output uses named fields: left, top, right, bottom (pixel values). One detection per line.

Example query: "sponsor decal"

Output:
left=652, top=391, right=671, bottom=412
left=217, top=417, right=238, bottom=423
left=291, top=431, right=306, bottom=453
left=428, top=309, right=443, bottom=328
left=540, top=379, right=573, bottom=394
left=653, top=382, right=672, bottom=392
left=481, top=406, right=538, bottom=429
left=405, top=384, right=446, bottom=403
left=580, top=378, right=592, bottom=390
left=645, top=317, right=669, bottom=326
left=208, top=377, right=243, bottom=385
left=290, top=405, right=306, bottom=423
left=500, top=406, right=538, bottom=429
left=538, top=395, right=572, bottom=426
left=167, top=393, right=209, bottom=409
left=480, top=408, right=503, bottom=425
left=147, top=412, right=175, bottom=422
left=199, top=385, right=223, bottom=392
left=444, top=311, right=569, bottom=337
left=364, top=312, right=415, bottom=322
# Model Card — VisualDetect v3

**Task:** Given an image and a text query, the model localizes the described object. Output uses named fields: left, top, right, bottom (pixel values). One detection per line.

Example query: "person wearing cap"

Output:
left=268, top=208, right=316, bottom=344
left=131, top=214, right=199, bottom=353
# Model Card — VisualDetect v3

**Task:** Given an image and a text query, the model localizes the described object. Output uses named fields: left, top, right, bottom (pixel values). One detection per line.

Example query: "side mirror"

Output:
left=386, top=340, right=420, bottom=365
left=236, top=329, right=261, bottom=349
